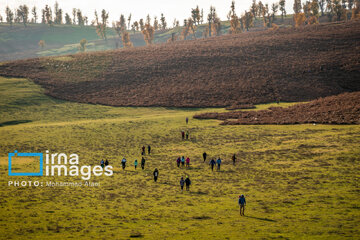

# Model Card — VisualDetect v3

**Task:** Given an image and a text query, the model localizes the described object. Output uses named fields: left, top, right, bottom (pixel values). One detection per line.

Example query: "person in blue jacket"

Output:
left=238, top=194, right=246, bottom=216
left=181, top=156, right=185, bottom=167
left=216, top=157, right=222, bottom=171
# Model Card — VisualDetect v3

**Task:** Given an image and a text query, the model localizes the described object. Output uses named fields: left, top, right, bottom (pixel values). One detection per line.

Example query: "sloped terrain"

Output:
left=0, top=21, right=359, bottom=107
left=194, top=91, right=360, bottom=124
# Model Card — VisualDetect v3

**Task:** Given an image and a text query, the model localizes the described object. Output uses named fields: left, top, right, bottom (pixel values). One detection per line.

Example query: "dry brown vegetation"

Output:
left=194, top=91, right=360, bottom=125
left=0, top=21, right=359, bottom=108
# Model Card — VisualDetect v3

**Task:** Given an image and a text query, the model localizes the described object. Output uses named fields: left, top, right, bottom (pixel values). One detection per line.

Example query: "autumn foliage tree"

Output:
left=79, top=39, right=87, bottom=52
left=95, top=10, right=108, bottom=40
left=352, top=0, right=360, bottom=19
left=191, top=6, right=200, bottom=25
left=251, top=0, right=259, bottom=19
left=122, top=31, right=133, bottom=48
left=308, top=0, right=320, bottom=24
left=229, top=1, right=241, bottom=34
left=293, top=0, right=305, bottom=27
left=181, top=18, right=197, bottom=40
left=207, top=6, right=217, bottom=36
left=142, top=23, right=154, bottom=45
left=294, top=12, right=307, bottom=26
left=243, top=11, right=254, bottom=31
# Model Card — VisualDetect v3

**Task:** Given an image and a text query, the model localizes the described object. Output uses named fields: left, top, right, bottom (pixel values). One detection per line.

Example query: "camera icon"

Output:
left=8, top=150, right=43, bottom=176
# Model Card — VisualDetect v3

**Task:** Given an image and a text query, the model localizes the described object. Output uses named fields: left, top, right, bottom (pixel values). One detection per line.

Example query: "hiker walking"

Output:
left=148, top=145, right=151, bottom=155
left=232, top=154, right=236, bottom=165
left=100, top=159, right=105, bottom=168
left=153, top=168, right=159, bottom=182
left=142, top=146, right=146, bottom=155
left=134, top=159, right=138, bottom=170
left=186, top=117, right=189, bottom=124
left=186, top=157, right=190, bottom=168
left=203, top=152, right=207, bottom=162
left=181, top=130, right=185, bottom=140
left=176, top=157, right=181, bottom=168
left=238, top=194, right=246, bottom=216
left=121, top=157, right=127, bottom=170
left=185, top=176, right=191, bottom=191
left=105, top=159, right=109, bottom=166
left=209, top=159, right=216, bottom=171
left=181, top=156, right=185, bottom=167
left=180, top=177, right=185, bottom=192
left=141, top=157, right=146, bottom=170
left=216, top=157, right=222, bottom=171
left=185, top=130, right=189, bottom=140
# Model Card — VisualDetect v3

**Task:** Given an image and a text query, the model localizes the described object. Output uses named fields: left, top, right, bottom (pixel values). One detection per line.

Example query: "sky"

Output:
left=0, top=0, right=296, bottom=25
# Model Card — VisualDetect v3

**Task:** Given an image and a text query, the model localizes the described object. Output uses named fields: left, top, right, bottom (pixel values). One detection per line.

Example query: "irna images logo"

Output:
left=8, top=150, right=43, bottom=176
left=8, top=150, right=113, bottom=180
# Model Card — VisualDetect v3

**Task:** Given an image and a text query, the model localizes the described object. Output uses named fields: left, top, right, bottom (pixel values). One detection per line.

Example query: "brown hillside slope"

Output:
left=194, top=91, right=360, bottom=125
left=0, top=21, right=359, bottom=107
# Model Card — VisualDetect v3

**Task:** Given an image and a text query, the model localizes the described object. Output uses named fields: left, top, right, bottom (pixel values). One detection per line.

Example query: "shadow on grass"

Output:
left=244, top=215, right=276, bottom=222
left=0, top=120, right=32, bottom=127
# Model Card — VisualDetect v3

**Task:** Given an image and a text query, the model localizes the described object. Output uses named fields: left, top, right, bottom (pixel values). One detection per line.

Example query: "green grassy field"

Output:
left=0, top=76, right=359, bottom=239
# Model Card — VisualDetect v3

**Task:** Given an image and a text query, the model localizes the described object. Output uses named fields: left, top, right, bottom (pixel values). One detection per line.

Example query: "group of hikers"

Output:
left=181, top=130, right=190, bottom=140
left=100, top=117, right=246, bottom=215
left=141, top=145, right=151, bottom=155
left=180, top=176, right=192, bottom=191
left=176, top=156, right=191, bottom=167
left=111, top=156, right=147, bottom=170
left=203, top=152, right=222, bottom=171
left=100, top=159, right=109, bottom=168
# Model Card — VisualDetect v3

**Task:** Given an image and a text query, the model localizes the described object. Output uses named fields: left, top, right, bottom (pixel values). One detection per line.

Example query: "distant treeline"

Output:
left=1, top=0, right=359, bottom=48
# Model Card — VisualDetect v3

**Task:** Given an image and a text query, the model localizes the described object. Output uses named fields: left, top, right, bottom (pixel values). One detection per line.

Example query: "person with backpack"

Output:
left=185, top=176, right=191, bottom=191
left=176, top=157, right=181, bottom=168
left=203, top=152, right=207, bottom=162
left=181, top=131, right=185, bottom=140
left=153, top=168, right=159, bottom=182
left=186, top=157, right=190, bottom=168
left=232, top=154, right=236, bottom=165
left=148, top=145, right=151, bottom=155
left=141, top=157, right=146, bottom=170
left=121, top=158, right=127, bottom=170
left=134, top=159, right=138, bottom=170
left=142, top=146, right=145, bottom=155
left=209, top=159, right=216, bottom=171
left=216, top=157, right=222, bottom=171
left=181, top=156, right=185, bottom=167
left=105, top=159, right=109, bottom=166
left=238, top=194, right=246, bottom=216
left=180, top=177, right=185, bottom=192
left=100, top=159, right=105, bottom=168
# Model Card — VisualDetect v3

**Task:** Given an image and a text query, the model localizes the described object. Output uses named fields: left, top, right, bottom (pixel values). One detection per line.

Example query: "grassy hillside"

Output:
left=0, top=15, right=298, bottom=62
left=0, top=20, right=359, bottom=108
left=1, top=76, right=360, bottom=239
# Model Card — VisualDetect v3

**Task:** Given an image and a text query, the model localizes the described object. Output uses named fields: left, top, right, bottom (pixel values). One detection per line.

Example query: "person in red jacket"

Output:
left=186, top=157, right=190, bottom=167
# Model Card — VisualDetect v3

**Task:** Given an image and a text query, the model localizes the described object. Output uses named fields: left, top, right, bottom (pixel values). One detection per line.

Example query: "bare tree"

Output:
left=160, top=13, right=167, bottom=29
left=32, top=6, right=37, bottom=23
left=127, top=14, right=132, bottom=29
left=5, top=6, right=14, bottom=27
left=280, top=0, right=287, bottom=21
left=17, top=5, right=29, bottom=27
